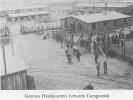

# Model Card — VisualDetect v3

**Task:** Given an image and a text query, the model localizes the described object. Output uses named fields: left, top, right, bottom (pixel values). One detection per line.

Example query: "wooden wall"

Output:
left=62, top=16, right=132, bottom=36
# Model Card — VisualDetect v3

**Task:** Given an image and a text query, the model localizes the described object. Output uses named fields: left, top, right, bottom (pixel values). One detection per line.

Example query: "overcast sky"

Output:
left=0, top=0, right=133, bottom=4
left=0, top=0, right=133, bottom=9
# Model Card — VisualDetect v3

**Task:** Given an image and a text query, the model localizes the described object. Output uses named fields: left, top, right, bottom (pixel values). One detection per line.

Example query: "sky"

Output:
left=0, top=0, right=133, bottom=5
left=1, top=0, right=133, bottom=5
left=0, top=0, right=133, bottom=10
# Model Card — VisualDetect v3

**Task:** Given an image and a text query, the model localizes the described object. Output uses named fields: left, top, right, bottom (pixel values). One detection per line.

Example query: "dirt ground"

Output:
left=8, top=34, right=133, bottom=89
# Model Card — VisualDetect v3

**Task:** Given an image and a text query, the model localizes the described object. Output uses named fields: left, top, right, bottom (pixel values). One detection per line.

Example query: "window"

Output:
left=92, top=23, right=96, bottom=29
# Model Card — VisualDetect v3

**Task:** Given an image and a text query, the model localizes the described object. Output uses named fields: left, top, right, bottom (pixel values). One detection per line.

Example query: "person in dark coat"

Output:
left=103, top=60, right=108, bottom=75
left=73, top=47, right=81, bottom=62
left=93, top=39, right=100, bottom=64
left=76, top=49, right=81, bottom=62
left=96, top=61, right=100, bottom=77
left=65, top=44, right=73, bottom=64
left=102, top=55, right=108, bottom=75
left=83, top=83, right=94, bottom=90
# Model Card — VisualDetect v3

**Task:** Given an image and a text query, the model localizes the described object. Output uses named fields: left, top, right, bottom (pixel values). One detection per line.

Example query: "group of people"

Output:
left=64, top=34, right=108, bottom=77
left=65, top=43, right=81, bottom=64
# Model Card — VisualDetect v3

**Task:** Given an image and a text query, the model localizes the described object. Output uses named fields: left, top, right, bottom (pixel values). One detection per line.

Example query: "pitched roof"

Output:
left=72, top=11, right=131, bottom=23
left=0, top=5, right=48, bottom=12
left=76, top=3, right=132, bottom=8
left=8, top=11, right=49, bottom=18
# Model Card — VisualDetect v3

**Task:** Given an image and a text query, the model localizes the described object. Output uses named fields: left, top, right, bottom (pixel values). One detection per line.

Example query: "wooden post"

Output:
left=106, top=34, right=110, bottom=54
left=0, top=76, right=1, bottom=90
left=71, top=32, right=74, bottom=47
left=121, top=39, right=123, bottom=56
left=2, top=45, right=7, bottom=75
left=123, top=39, right=126, bottom=56
left=103, top=34, right=107, bottom=54
left=121, top=39, right=126, bottom=57
left=88, top=33, right=92, bottom=52
left=102, top=35, right=105, bottom=54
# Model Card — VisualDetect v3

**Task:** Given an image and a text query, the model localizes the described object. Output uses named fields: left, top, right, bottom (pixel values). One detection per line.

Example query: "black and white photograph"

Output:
left=0, top=0, right=133, bottom=90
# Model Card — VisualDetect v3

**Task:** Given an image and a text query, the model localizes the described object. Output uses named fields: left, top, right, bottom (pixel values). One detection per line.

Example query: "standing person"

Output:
left=102, top=55, right=108, bottom=75
left=94, top=52, right=99, bottom=64
left=73, top=47, right=81, bottom=62
left=93, top=39, right=99, bottom=64
left=76, top=49, right=81, bottom=62
left=69, top=45, right=73, bottom=64
left=65, top=44, right=73, bottom=64
left=98, top=45, right=108, bottom=75
left=103, top=60, right=108, bottom=75
left=96, top=58, right=101, bottom=77
left=96, top=50, right=103, bottom=77
left=99, top=45, right=108, bottom=75
left=65, top=44, right=70, bottom=64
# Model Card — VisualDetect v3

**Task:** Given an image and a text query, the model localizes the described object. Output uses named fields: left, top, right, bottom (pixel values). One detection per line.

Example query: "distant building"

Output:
left=120, top=4, right=133, bottom=15
left=61, top=11, right=132, bottom=43
left=0, top=5, right=49, bottom=14
left=0, top=18, right=9, bottom=37
left=0, top=5, right=50, bottom=22
left=6, top=11, right=50, bottom=22
left=74, top=2, right=133, bottom=14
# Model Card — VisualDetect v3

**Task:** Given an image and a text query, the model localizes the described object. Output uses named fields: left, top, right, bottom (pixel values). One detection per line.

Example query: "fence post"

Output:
left=123, top=39, right=126, bottom=56
left=121, top=39, right=126, bottom=57
left=2, top=45, right=7, bottom=75
left=0, top=76, right=1, bottom=90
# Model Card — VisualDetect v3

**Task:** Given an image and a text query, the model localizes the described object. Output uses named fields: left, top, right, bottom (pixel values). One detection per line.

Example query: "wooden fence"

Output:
left=1, top=70, right=28, bottom=90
